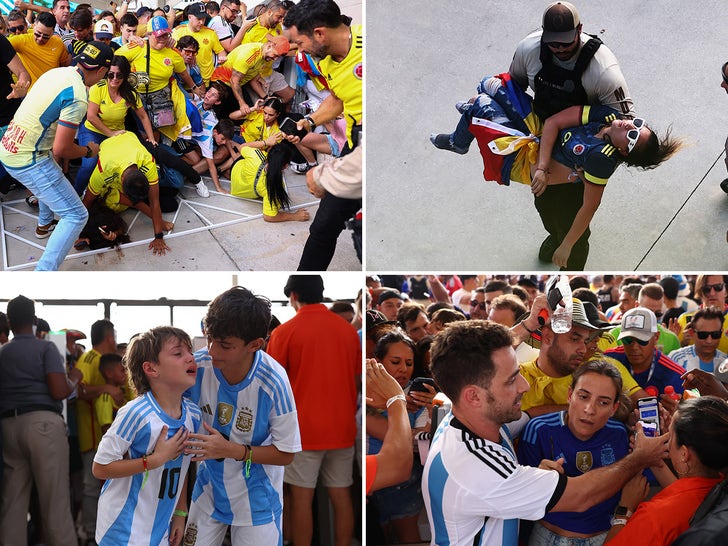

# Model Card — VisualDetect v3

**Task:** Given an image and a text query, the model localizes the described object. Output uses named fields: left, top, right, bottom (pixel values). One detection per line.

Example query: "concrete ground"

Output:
left=366, top=0, right=728, bottom=271
left=0, top=168, right=360, bottom=271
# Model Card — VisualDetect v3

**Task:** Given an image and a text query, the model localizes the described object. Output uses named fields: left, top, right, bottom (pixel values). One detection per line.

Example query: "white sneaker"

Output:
left=195, top=181, right=210, bottom=198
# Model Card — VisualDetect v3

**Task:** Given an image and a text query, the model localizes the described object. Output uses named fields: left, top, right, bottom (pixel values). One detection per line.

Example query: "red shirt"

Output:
left=267, top=303, right=361, bottom=450
left=607, top=476, right=722, bottom=545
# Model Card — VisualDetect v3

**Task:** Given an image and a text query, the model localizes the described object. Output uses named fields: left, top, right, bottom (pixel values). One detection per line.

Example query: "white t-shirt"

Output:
left=422, top=413, right=565, bottom=546
left=509, top=30, right=635, bottom=117
left=208, top=15, right=233, bottom=42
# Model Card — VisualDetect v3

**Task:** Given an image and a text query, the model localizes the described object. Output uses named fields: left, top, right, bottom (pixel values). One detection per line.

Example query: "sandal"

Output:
left=25, top=194, right=38, bottom=208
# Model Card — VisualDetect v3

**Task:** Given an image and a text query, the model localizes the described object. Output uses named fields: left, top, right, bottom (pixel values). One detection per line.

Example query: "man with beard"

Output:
left=421, top=320, right=668, bottom=546
left=519, top=299, right=611, bottom=415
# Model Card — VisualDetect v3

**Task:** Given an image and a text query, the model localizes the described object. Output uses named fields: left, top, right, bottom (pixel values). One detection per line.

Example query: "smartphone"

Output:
left=637, top=396, right=660, bottom=437
left=410, top=377, right=437, bottom=392
left=279, top=117, right=303, bottom=137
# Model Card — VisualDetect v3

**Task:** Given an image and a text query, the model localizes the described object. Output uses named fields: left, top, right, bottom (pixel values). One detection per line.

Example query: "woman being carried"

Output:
left=431, top=74, right=681, bottom=270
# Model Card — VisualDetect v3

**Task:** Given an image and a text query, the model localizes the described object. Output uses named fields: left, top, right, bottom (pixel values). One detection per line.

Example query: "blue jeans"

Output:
left=5, top=156, right=88, bottom=270
left=74, top=124, right=106, bottom=195
left=528, top=522, right=607, bottom=546
left=450, top=75, right=530, bottom=150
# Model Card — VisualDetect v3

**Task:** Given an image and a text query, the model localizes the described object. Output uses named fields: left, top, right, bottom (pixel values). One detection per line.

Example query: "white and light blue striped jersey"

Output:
left=94, top=392, right=203, bottom=546
left=186, top=348, right=301, bottom=526
left=422, top=413, right=566, bottom=546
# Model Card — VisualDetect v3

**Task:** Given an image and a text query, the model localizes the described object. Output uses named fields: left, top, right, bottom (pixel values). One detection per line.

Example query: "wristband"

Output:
left=244, top=445, right=252, bottom=479
left=521, top=321, right=535, bottom=334
left=141, top=454, right=149, bottom=489
left=154, top=232, right=164, bottom=240
left=235, top=444, right=248, bottom=461
left=173, top=509, right=188, bottom=517
left=304, top=115, right=316, bottom=131
left=386, top=394, right=406, bottom=408
left=610, top=517, right=628, bottom=527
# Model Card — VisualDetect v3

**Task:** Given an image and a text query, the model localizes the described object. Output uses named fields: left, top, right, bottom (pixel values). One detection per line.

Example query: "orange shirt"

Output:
left=607, top=476, right=722, bottom=545
left=267, top=303, right=361, bottom=450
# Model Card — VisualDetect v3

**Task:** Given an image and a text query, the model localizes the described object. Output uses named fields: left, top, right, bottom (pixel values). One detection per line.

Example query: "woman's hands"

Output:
left=531, top=167, right=549, bottom=196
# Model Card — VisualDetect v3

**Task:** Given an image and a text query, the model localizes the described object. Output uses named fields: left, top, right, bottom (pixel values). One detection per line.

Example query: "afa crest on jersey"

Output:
left=236, top=407, right=253, bottom=432
left=217, top=402, right=234, bottom=426
left=183, top=523, right=197, bottom=545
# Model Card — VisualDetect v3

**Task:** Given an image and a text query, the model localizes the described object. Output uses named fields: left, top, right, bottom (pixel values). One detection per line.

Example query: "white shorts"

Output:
left=283, top=447, right=355, bottom=489
left=262, top=71, right=290, bottom=94
left=184, top=504, right=281, bottom=546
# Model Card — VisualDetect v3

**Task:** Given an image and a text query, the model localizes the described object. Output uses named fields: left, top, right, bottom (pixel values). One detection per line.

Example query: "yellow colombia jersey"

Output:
left=85, top=80, right=143, bottom=134
left=88, top=132, right=159, bottom=213
left=230, top=146, right=279, bottom=217
left=317, top=24, right=362, bottom=146
left=242, top=20, right=282, bottom=77
left=171, top=25, right=224, bottom=84
left=240, top=110, right=279, bottom=144
left=115, top=42, right=187, bottom=93
left=224, top=42, right=265, bottom=85
left=76, top=348, right=104, bottom=453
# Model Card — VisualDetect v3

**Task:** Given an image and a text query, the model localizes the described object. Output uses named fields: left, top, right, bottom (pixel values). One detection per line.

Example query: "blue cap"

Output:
left=150, top=15, right=171, bottom=36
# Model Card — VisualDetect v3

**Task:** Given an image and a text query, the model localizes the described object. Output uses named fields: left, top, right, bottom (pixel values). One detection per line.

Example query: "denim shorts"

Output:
left=528, top=522, right=608, bottom=546
left=368, top=459, right=424, bottom=524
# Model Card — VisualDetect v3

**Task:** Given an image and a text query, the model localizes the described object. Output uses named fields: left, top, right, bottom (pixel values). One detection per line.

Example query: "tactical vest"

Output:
left=533, top=36, right=602, bottom=120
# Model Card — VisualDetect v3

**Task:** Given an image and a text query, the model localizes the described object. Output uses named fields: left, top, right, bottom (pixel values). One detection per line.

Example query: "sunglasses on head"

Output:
left=701, top=282, right=725, bottom=294
left=626, top=118, right=646, bottom=153
left=695, top=330, right=722, bottom=340
left=622, top=336, right=649, bottom=347
left=470, top=300, right=486, bottom=310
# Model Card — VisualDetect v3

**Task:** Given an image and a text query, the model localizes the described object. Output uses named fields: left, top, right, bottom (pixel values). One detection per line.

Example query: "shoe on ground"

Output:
left=455, top=100, right=470, bottom=113
left=35, top=219, right=59, bottom=239
left=429, top=133, right=468, bottom=154
left=538, top=235, right=558, bottom=262
left=291, top=162, right=318, bottom=175
left=25, top=194, right=39, bottom=207
left=721, top=178, right=728, bottom=194
left=195, top=181, right=210, bottom=198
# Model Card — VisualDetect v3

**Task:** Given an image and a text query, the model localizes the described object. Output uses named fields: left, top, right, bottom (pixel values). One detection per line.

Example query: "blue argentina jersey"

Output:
left=551, top=105, right=622, bottom=186
left=518, top=411, right=628, bottom=534
left=422, top=414, right=566, bottom=546
left=186, top=348, right=301, bottom=526
left=95, top=392, right=202, bottom=546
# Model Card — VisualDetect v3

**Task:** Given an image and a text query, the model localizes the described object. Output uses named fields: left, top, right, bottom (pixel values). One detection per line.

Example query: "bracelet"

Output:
left=521, top=321, right=535, bottom=334
left=173, top=509, right=188, bottom=517
left=235, top=444, right=248, bottom=461
left=303, top=115, right=316, bottom=131
left=386, top=394, right=407, bottom=408
left=154, top=232, right=164, bottom=240
left=610, top=517, right=628, bottom=527
left=141, top=454, right=149, bottom=489
left=244, top=445, right=252, bottom=479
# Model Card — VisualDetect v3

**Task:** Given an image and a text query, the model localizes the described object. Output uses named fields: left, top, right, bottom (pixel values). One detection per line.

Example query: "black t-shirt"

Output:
left=0, top=34, right=22, bottom=127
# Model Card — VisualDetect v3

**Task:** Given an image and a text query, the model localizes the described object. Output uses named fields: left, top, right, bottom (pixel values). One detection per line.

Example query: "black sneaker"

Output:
left=538, top=235, right=558, bottom=262
left=429, top=133, right=468, bottom=154
left=721, top=178, right=728, bottom=194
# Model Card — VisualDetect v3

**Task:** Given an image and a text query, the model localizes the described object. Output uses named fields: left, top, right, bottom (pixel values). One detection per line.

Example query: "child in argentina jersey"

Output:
left=517, top=410, right=629, bottom=536
left=93, top=327, right=202, bottom=546
left=185, top=347, right=301, bottom=536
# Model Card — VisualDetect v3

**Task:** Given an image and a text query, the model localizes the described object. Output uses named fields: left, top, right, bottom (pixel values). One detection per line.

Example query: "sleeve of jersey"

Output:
left=582, top=144, right=618, bottom=186
left=268, top=372, right=302, bottom=454
left=95, top=394, right=113, bottom=429
left=94, top=402, right=135, bottom=465
left=515, top=422, right=545, bottom=468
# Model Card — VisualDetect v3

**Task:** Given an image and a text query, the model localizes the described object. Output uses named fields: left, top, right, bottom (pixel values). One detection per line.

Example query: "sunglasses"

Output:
left=470, top=300, right=486, bottom=310
left=695, top=330, right=722, bottom=340
left=107, top=72, right=125, bottom=80
left=181, top=48, right=198, bottom=55
left=34, top=31, right=52, bottom=40
left=701, top=282, right=725, bottom=294
left=8, top=25, right=26, bottom=33
left=622, top=336, right=649, bottom=347
left=625, top=118, right=646, bottom=153
left=545, top=33, right=578, bottom=50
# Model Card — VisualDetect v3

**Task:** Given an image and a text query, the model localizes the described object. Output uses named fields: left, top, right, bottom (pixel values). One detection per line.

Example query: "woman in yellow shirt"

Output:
left=229, top=143, right=310, bottom=223
left=231, top=95, right=285, bottom=152
left=74, top=56, right=156, bottom=195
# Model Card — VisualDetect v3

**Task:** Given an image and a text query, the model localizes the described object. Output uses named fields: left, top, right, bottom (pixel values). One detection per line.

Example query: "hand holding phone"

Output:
left=410, top=377, right=437, bottom=393
left=637, top=396, right=660, bottom=437
left=279, top=117, right=307, bottom=139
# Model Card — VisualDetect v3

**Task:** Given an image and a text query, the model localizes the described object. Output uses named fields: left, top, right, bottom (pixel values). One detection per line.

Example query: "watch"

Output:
left=614, top=505, right=633, bottom=519
left=303, top=115, right=316, bottom=131
left=84, top=145, right=93, bottom=158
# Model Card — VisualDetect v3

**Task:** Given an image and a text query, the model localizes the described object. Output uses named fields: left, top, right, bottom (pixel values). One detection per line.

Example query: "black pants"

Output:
left=534, top=182, right=590, bottom=270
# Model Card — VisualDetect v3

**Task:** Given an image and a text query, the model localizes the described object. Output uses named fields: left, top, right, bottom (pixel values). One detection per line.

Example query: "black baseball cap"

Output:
left=74, top=41, right=114, bottom=70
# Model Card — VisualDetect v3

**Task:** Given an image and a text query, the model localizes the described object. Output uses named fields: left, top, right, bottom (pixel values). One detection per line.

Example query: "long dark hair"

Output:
left=622, top=124, right=682, bottom=170
left=265, top=143, right=293, bottom=211
left=108, top=56, right=140, bottom=108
